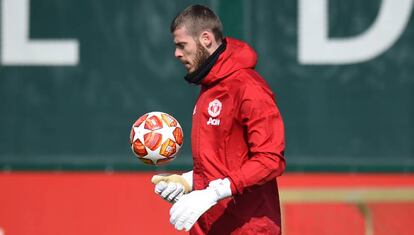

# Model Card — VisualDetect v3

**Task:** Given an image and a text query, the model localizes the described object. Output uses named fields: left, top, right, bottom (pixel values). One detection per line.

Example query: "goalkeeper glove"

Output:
left=170, top=178, right=232, bottom=231
left=151, top=171, right=193, bottom=203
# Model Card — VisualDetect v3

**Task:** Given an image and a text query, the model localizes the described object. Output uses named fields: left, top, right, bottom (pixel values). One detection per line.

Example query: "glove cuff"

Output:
left=181, top=170, right=193, bottom=191
left=207, top=178, right=232, bottom=201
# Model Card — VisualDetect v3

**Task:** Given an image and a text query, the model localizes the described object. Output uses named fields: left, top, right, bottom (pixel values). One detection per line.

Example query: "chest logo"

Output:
left=208, top=99, right=222, bottom=118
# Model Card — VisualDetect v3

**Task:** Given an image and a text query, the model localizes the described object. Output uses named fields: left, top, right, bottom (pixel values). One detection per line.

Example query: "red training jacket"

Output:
left=190, top=38, right=286, bottom=235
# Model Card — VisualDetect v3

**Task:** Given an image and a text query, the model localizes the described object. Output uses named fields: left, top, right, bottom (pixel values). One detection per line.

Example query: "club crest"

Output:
left=208, top=99, right=222, bottom=118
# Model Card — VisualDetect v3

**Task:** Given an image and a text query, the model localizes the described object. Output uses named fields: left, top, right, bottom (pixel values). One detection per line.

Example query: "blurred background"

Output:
left=0, top=0, right=413, bottom=234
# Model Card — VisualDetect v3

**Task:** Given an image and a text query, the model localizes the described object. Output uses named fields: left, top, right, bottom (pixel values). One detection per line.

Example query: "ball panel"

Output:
left=133, top=114, right=148, bottom=127
left=161, top=113, right=177, bottom=127
left=159, top=139, right=176, bottom=157
left=144, top=115, right=163, bottom=130
left=131, top=139, right=147, bottom=156
left=144, top=132, right=162, bottom=151
left=173, top=127, right=183, bottom=146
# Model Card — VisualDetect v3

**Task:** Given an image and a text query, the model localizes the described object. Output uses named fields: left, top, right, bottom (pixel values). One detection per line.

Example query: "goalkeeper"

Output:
left=152, top=4, right=286, bottom=235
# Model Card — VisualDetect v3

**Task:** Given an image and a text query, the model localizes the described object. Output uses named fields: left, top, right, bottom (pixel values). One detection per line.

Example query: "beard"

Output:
left=187, top=42, right=210, bottom=75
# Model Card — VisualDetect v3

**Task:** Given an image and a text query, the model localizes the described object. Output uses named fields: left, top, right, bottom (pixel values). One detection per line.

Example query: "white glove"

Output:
left=170, top=178, right=232, bottom=231
left=151, top=171, right=193, bottom=203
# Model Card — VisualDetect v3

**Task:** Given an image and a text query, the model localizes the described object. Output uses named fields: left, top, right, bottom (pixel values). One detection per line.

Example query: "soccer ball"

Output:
left=130, top=111, right=184, bottom=165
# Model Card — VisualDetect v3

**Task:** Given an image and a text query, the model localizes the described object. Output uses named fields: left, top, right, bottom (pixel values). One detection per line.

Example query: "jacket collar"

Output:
left=201, top=38, right=257, bottom=86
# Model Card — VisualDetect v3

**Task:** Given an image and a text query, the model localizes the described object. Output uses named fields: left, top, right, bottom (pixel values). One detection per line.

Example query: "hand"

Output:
left=151, top=172, right=193, bottom=203
left=154, top=181, right=185, bottom=202
left=169, top=178, right=232, bottom=231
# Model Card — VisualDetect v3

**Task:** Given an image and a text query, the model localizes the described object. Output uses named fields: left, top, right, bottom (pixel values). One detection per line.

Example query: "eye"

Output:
left=175, top=43, right=185, bottom=50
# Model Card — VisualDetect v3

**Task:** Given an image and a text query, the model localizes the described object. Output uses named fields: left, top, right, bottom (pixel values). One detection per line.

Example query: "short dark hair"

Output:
left=170, top=4, right=223, bottom=42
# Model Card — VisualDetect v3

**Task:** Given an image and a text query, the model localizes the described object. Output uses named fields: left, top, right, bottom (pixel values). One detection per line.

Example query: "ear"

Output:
left=199, top=31, right=214, bottom=48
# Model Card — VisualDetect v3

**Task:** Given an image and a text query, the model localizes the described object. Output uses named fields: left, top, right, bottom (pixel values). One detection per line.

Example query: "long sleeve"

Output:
left=226, top=84, right=286, bottom=195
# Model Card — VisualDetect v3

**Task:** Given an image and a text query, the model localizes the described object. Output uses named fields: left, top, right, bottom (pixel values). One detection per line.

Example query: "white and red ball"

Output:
left=130, top=112, right=183, bottom=165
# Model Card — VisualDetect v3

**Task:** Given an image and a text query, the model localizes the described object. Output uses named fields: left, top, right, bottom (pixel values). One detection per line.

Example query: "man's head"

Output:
left=171, top=5, right=223, bottom=73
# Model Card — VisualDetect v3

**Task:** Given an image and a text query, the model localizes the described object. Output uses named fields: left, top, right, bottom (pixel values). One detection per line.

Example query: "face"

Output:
left=173, top=26, right=210, bottom=74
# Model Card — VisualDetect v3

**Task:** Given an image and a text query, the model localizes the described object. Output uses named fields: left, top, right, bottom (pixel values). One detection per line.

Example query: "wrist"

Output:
left=207, top=178, right=232, bottom=201
left=181, top=170, right=193, bottom=191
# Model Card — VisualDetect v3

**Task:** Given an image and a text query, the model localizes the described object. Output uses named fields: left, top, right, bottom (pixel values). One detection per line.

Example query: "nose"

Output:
left=175, top=48, right=183, bottom=58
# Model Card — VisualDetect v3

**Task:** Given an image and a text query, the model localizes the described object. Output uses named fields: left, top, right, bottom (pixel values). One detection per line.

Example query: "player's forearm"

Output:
left=226, top=152, right=286, bottom=195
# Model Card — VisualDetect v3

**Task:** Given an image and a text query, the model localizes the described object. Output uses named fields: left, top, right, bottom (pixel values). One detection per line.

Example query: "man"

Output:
left=151, top=4, right=286, bottom=235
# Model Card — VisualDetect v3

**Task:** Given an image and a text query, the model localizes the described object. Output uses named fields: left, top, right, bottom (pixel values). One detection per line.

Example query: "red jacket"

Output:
left=190, top=38, right=286, bottom=235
